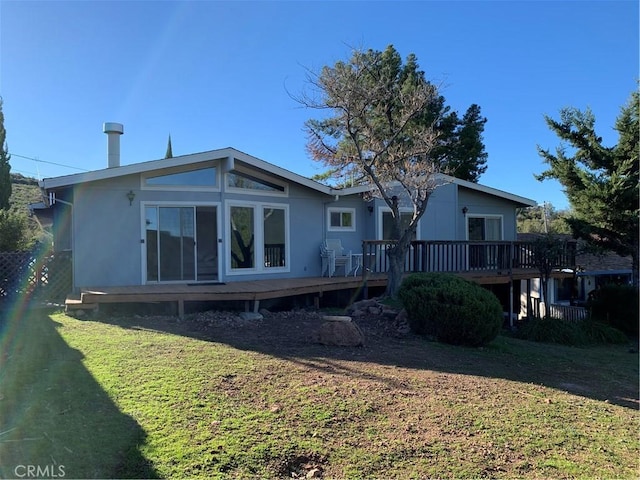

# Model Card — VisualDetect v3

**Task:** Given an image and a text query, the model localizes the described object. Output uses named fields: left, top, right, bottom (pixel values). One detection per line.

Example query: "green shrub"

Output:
left=589, top=284, right=639, bottom=336
left=580, top=320, right=629, bottom=345
left=515, top=317, right=628, bottom=346
left=514, top=317, right=589, bottom=346
left=398, top=273, right=503, bottom=347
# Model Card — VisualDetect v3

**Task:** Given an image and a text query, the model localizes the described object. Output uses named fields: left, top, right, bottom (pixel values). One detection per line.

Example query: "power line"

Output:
left=9, top=153, right=90, bottom=172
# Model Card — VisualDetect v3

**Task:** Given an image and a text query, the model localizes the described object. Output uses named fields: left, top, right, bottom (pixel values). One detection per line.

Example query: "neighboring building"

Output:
left=37, top=123, right=565, bottom=317
left=517, top=233, right=632, bottom=318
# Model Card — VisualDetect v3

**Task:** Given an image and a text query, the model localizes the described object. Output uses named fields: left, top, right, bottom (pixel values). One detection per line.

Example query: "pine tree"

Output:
left=537, top=91, right=639, bottom=285
left=449, top=104, right=488, bottom=182
left=0, top=97, right=12, bottom=210
left=165, top=134, right=173, bottom=159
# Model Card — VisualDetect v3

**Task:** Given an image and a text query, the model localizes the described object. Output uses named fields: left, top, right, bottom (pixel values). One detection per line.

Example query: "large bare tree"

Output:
left=299, top=45, right=456, bottom=296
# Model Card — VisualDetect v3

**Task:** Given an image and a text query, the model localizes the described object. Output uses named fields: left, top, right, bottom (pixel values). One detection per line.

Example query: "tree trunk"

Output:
left=385, top=243, right=407, bottom=298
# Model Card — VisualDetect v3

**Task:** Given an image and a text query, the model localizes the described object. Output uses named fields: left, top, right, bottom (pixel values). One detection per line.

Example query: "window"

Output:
left=263, top=207, right=286, bottom=268
left=327, top=208, right=356, bottom=232
left=230, top=206, right=255, bottom=269
left=227, top=171, right=286, bottom=194
left=466, top=215, right=504, bottom=269
left=467, top=216, right=503, bottom=241
left=554, top=277, right=574, bottom=304
left=144, top=166, right=217, bottom=188
left=381, top=211, right=415, bottom=240
left=227, top=202, right=289, bottom=274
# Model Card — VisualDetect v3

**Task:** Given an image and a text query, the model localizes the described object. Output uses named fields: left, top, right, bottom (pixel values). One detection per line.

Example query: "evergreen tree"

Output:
left=537, top=91, right=639, bottom=285
left=0, top=97, right=12, bottom=210
left=517, top=203, right=572, bottom=234
left=449, top=104, right=488, bottom=182
left=165, top=134, right=173, bottom=159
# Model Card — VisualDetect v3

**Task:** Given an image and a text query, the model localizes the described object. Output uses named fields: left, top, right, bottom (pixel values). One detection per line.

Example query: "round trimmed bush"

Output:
left=398, top=273, right=503, bottom=347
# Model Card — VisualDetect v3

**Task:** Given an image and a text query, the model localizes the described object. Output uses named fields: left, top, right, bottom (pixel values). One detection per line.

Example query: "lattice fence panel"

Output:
left=0, top=251, right=72, bottom=305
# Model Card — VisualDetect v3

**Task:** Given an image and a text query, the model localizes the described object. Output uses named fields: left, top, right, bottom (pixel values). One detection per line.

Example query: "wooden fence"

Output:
left=0, top=250, right=72, bottom=305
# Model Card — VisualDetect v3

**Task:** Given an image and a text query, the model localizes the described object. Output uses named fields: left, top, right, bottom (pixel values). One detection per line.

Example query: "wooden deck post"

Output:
left=509, top=279, right=514, bottom=328
left=177, top=300, right=185, bottom=320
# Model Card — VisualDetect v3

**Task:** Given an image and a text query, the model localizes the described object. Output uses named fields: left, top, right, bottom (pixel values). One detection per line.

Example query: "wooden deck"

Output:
left=66, top=275, right=389, bottom=317
left=65, top=267, right=570, bottom=318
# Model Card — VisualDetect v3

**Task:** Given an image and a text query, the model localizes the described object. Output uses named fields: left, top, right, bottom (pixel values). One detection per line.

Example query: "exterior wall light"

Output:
left=462, top=206, right=468, bottom=215
left=126, top=190, right=136, bottom=206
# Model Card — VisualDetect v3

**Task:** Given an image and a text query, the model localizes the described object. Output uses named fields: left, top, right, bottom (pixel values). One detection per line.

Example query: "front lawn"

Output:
left=1, top=310, right=638, bottom=478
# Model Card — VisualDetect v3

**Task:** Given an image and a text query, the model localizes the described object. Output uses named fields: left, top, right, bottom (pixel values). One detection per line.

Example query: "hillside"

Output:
left=9, top=174, right=42, bottom=215
left=7, top=173, right=47, bottom=246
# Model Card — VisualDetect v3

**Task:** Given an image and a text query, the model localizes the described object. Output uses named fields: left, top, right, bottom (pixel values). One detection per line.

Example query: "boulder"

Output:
left=314, top=316, right=365, bottom=347
left=239, top=311, right=263, bottom=321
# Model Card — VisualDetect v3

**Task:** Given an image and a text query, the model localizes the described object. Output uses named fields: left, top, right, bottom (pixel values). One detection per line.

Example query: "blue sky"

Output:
left=1, top=1, right=637, bottom=209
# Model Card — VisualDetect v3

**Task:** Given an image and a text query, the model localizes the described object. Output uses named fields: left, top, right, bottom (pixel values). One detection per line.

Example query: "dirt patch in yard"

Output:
left=97, top=300, right=639, bottom=411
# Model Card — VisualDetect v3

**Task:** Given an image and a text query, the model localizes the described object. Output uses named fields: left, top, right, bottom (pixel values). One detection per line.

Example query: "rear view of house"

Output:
left=35, top=123, right=576, bottom=318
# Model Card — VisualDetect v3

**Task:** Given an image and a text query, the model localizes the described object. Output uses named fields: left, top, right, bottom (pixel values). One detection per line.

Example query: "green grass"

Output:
left=1, top=310, right=638, bottom=479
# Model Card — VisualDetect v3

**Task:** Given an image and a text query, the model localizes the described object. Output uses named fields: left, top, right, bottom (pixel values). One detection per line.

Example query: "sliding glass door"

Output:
left=145, top=205, right=218, bottom=282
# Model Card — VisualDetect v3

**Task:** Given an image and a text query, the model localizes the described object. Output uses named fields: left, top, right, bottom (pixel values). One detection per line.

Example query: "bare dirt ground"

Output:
left=105, top=299, right=639, bottom=412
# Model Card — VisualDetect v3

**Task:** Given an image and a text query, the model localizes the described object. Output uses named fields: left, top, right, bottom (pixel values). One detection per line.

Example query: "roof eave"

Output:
left=40, top=147, right=334, bottom=195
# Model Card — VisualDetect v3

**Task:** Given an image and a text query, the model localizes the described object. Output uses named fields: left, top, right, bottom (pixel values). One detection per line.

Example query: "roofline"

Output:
left=447, top=174, right=537, bottom=207
left=39, top=149, right=536, bottom=206
left=577, top=269, right=633, bottom=276
left=40, top=147, right=334, bottom=195
left=336, top=173, right=537, bottom=207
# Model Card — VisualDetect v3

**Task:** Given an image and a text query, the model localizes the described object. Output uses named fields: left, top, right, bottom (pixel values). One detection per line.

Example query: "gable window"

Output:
left=327, top=208, right=356, bottom=232
left=227, top=171, right=286, bottom=195
left=143, top=166, right=217, bottom=190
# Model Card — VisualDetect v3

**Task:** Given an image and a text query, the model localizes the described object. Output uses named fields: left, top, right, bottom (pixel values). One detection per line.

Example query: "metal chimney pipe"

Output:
left=103, top=122, right=124, bottom=168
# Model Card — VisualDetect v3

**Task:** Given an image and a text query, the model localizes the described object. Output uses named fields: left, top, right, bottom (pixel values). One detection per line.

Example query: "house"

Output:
left=37, top=122, right=565, bottom=314
left=517, top=233, right=633, bottom=318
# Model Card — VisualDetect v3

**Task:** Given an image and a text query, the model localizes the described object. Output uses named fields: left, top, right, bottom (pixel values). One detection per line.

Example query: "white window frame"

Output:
left=140, top=162, right=220, bottom=192
left=465, top=214, right=504, bottom=241
left=327, top=207, right=356, bottom=232
left=224, top=167, right=288, bottom=197
left=377, top=207, right=420, bottom=240
left=225, top=200, right=290, bottom=276
left=140, top=201, right=222, bottom=284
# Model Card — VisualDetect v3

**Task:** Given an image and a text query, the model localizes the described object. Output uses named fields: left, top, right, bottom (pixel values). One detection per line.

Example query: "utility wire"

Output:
left=9, top=153, right=90, bottom=172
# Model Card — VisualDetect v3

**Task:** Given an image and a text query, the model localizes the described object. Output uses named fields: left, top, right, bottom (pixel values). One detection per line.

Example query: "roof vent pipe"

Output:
left=103, top=122, right=124, bottom=168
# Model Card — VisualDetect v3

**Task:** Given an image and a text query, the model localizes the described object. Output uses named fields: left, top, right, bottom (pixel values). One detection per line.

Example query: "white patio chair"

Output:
left=320, top=239, right=352, bottom=277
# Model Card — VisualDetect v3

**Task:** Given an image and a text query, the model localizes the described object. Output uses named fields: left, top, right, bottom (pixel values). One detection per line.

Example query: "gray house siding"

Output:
left=41, top=147, right=535, bottom=290
left=72, top=174, right=143, bottom=287
left=457, top=186, right=520, bottom=241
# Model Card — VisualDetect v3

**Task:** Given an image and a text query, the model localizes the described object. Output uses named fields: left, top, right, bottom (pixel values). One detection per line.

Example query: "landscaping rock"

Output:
left=239, top=311, right=263, bottom=321
left=313, top=316, right=365, bottom=347
left=306, top=467, right=323, bottom=479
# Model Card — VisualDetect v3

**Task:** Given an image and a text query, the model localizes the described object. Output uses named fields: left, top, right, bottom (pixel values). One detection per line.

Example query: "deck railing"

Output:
left=362, top=240, right=576, bottom=276
left=548, top=304, right=590, bottom=322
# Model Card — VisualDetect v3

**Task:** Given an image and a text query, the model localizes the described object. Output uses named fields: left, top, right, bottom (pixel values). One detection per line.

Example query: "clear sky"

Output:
left=1, top=1, right=637, bottom=209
